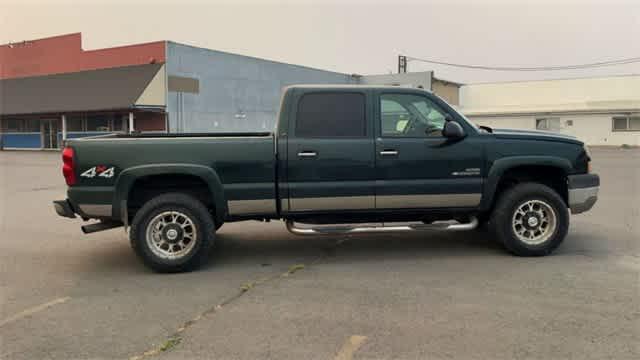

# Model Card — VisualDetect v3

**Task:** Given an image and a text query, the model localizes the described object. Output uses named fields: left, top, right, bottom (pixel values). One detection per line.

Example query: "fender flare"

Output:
left=113, top=163, right=227, bottom=225
left=479, top=156, right=572, bottom=211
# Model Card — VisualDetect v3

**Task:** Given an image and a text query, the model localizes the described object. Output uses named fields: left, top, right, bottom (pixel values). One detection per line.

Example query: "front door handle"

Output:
left=379, top=150, right=399, bottom=156
left=297, top=151, right=317, bottom=158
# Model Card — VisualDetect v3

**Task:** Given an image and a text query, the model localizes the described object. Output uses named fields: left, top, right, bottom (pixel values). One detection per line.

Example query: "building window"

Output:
left=25, top=119, right=40, bottom=132
left=86, top=114, right=111, bottom=132
left=612, top=116, right=640, bottom=131
left=565, top=120, right=573, bottom=127
left=631, top=117, right=640, bottom=130
left=1, top=118, right=41, bottom=132
left=2, top=119, right=22, bottom=132
left=67, top=114, right=85, bottom=132
left=295, top=93, right=366, bottom=137
left=112, top=115, right=127, bottom=132
left=536, top=119, right=548, bottom=130
left=536, top=117, right=560, bottom=131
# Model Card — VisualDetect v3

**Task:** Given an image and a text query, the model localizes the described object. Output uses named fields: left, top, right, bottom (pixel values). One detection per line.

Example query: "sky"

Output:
left=1, top=0, right=639, bottom=84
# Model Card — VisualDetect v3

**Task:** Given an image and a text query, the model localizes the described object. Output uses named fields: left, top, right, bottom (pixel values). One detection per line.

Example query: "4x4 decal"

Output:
left=81, top=165, right=115, bottom=179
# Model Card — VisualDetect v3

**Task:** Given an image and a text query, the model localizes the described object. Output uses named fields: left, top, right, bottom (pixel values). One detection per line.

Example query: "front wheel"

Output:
left=130, top=193, right=215, bottom=272
left=491, top=183, right=569, bottom=256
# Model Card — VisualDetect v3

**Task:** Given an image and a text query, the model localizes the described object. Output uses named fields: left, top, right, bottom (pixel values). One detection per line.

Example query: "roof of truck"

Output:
left=285, top=84, right=433, bottom=92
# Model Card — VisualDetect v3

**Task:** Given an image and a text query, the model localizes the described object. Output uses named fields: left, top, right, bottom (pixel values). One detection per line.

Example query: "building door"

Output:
left=42, top=119, right=59, bottom=149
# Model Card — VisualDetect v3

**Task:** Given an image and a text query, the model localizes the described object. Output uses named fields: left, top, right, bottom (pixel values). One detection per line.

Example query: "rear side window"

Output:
left=295, top=93, right=366, bottom=137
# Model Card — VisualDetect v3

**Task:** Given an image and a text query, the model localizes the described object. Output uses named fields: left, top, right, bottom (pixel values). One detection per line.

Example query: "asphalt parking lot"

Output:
left=0, top=148, right=638, bottom=360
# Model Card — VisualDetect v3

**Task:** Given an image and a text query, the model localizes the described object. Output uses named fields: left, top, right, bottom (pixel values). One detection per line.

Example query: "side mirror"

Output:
left=442, top=121, right=465, bottom=139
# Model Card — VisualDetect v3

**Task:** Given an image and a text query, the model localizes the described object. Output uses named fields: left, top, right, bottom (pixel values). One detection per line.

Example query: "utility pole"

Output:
left=398, top=55, right=407, bottom=73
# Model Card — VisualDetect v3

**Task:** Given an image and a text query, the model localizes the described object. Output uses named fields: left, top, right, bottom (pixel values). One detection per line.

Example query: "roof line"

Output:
left=464, top=73, right=640, bottom=86
left=166, top=40, right=354, bottom=77
left=1, top=32, right=80, bottom=47
left=81, top=40, right=166, bottom=53
left=285, top=84, right=433, bottom=91
left=433, top=76, right=464, bottom=86
left=0, top=63, right=163, bottom=82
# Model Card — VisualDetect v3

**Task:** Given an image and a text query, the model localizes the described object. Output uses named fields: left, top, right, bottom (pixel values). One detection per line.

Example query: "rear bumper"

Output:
left=53, top=198, right=113, bottom=219
left=53, top=199, right=76, bottom=218
left=568, top=174, right=599, bottom=214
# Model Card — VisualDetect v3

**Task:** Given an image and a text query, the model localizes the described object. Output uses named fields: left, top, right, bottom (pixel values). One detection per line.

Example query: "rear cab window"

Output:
left=295, top=92, right=366, bottom=138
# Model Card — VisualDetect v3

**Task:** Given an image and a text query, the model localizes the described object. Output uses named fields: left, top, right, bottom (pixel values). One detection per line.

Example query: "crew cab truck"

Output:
left=54, top=85, right=599, bottom=272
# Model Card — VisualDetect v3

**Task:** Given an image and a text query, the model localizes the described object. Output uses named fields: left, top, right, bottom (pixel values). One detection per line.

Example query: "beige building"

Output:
left=459, top=75, right=640, bottom=146
left=359, top=71, right=461, bottom=106
left=431, top=77, right=461, bottom=106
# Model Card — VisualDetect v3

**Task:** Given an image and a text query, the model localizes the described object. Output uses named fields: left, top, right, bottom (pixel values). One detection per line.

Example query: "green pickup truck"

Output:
left=54, top=85, right=599, bottom=272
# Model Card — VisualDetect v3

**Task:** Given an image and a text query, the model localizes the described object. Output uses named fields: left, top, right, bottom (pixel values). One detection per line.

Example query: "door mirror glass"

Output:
left=442, top=121, right=465, bottom=139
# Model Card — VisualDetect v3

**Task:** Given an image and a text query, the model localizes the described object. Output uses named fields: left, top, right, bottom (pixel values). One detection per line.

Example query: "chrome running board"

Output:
left=285, top=217, right=478, bottom=236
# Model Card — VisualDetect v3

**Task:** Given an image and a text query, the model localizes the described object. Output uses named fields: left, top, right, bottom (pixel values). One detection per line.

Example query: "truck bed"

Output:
left=66, top=132, right=277, bottom=218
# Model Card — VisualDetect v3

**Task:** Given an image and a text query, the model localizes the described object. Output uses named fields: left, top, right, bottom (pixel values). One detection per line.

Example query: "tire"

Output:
left=490, top=182, right=569, bottom=256
left=130, top=193, right=215, bottom=273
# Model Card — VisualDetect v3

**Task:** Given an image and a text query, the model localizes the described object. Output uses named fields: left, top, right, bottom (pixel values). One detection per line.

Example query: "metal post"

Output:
left=0, top=118, right=4, bottom=150
left=128, top=112, right=134, bottom=134
left=398, top=55, right=407, bottom=73
left=121, top=115, right=127, bottom=133
left=40, top=121, right=45, bottom=149
left=61, top=114, right=67, bottom=144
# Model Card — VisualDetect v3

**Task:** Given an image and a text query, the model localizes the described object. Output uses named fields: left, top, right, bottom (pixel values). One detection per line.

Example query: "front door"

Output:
left=286, top=90, right=375, bottom=212
left=42, top=119, right=59, bottom=149
left=375, top=92, right=484, bottom=209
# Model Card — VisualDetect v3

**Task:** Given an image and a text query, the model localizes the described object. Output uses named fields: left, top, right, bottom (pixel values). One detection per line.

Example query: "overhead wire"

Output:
left=404, top=55, right=640, bottom=71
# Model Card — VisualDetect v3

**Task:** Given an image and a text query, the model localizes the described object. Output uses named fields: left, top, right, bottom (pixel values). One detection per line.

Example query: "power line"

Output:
left=404, top=55, right=640, bottom=71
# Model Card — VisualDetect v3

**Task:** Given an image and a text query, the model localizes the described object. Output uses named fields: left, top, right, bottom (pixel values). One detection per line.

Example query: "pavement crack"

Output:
left=129, top=238, right=348, bottom=360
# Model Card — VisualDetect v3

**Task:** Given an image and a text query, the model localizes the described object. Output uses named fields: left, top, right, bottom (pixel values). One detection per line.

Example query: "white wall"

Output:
left=469, top=114, right=640, bottom=146
left=460, top=75, right=640, bottom=114
left=459, top=75, right=640, bottom=146
left=135, top=64, right=166, bottom=107
left=360, top=72, right=432, bottom=89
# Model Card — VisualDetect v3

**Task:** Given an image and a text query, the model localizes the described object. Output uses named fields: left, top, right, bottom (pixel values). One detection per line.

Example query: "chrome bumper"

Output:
left=568, top=174, right=600, bottom=214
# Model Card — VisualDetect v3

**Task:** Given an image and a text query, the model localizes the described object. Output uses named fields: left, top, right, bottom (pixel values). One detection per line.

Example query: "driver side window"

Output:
left=380, top=93, right=448, bottom=137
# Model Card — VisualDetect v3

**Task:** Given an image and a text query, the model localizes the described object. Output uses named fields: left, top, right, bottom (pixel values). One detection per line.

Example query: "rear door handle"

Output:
left=379, top=150, right=398, bottom=156
left=297, top=151, right=317, bottom=158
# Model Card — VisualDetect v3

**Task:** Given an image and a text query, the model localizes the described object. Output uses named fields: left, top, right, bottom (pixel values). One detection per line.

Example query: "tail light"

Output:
left=62, top=147, right=76, bottom=186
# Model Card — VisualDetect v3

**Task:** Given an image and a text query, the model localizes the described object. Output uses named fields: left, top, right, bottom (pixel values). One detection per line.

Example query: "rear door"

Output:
left=374, top=91, right=484, bottom=209
left=285, top=89, right=375, bottom=212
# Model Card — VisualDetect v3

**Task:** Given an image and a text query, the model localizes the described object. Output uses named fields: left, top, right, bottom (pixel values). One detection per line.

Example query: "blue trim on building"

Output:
left=1, top=132, right=42, bottom=148
left=1, top=131, right=113, bottom=150
left=58, top=131, right=112, bottom=145
left=65, top=131, right=112, bottom=139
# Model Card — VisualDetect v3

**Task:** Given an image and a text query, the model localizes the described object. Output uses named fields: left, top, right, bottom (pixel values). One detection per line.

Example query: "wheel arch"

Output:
left=113, top=164, right=227, bottom=226
left=480, top=156, right=572, bottom=212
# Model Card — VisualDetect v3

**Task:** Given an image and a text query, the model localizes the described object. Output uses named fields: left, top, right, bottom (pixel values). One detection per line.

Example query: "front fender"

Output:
left=113, top=163, right=227, bottom=224
left=479, top=156, right=572, bottom=211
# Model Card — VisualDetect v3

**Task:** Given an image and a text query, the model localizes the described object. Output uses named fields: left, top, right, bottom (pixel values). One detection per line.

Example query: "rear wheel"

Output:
left=491, top=183, right=568, bottom=256
left=130, top=193, right=215, bottom=272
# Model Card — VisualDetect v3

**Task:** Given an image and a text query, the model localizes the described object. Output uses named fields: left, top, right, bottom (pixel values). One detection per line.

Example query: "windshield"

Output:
left=430, top=93, right=480, bottom=133
left=457, top=111, right=481, bottom=132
